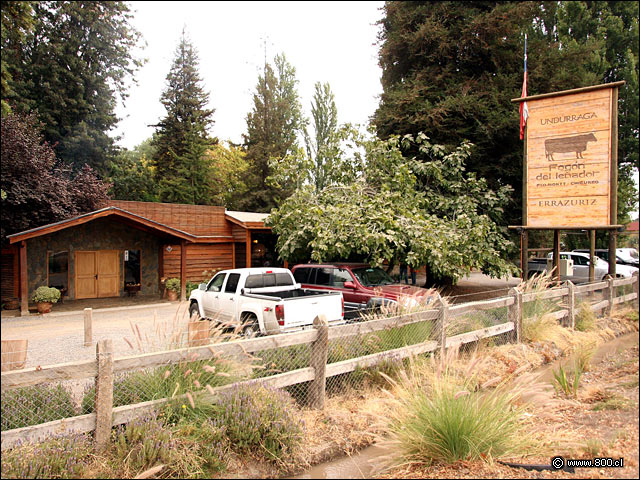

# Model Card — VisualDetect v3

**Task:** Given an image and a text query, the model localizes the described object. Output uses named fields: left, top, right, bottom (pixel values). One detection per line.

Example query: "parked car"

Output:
left=188, top=267, right=344, bottom=337
left=530, top=251, right=638, bottom=282
left=572, top=248, right=639, bottom=268
left=290, top=263, right=437, bottom=319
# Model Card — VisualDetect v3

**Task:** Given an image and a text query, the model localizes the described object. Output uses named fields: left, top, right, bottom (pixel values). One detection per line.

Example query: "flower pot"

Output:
left=36, top=302, right=53, bottom=314
left=167, top=290, right=179, bottom=301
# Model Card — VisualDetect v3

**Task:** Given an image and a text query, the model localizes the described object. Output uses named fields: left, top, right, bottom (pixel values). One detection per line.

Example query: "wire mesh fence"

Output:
left=2, top=273, right=637, bottom=441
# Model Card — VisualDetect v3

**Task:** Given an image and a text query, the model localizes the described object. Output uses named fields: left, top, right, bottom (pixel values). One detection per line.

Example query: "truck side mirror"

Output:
left=199, top=283, right=206, bottom=291
left=343, top=281, right=356, bottom=289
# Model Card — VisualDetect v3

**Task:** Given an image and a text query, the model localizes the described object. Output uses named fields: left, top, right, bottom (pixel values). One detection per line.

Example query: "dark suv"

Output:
left=291, top=263, right=436, bottom=318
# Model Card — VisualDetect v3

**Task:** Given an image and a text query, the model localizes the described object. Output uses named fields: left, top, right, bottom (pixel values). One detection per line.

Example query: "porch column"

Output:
left=246, top=230, right=252, bottom=268
left=180, top=240, right=187, bottom=301
left=231, top=242, right=236, bottom=269
left=19, top=241, right=28, bottom=316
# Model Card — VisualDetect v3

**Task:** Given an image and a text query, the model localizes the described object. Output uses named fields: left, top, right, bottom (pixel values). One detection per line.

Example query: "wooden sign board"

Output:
left=524, top=85, right=616, bottom=228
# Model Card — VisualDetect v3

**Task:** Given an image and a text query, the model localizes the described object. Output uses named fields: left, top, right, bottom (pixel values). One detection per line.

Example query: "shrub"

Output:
left=2, top=384, right=77, bottom=431
left=165, top=277, right=180, bottom=292
left=381, top=352, right=528, bottom=466
left=213, top=384, right=304, bottom=462
left=552, top=360, right=583, bottom=398
left=186, top=281, right=199, bottom=297
left=30, top=286, right=61, bottom=304
left=574, top=301, right=596, bottom=331
left=0, top=434, right=92, bottom=479
left=82, top=358, right=238, bottom=413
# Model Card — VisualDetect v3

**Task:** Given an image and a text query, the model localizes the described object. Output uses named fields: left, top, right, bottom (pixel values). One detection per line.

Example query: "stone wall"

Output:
left=26, top=218, right=162, bottom=299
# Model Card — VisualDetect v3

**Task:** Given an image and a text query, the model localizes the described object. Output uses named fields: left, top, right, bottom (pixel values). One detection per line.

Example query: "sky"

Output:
left=112, top=1, right=386, bottom=149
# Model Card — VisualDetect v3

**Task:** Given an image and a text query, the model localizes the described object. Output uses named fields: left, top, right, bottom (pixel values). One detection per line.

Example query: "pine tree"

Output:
left=151, top=30, right=216, bottom=204
left=241, top=53, right=305, bottom=212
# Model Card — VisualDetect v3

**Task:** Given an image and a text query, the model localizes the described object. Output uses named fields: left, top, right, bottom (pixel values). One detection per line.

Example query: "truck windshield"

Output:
left=351, top=267, right=395, bottom=287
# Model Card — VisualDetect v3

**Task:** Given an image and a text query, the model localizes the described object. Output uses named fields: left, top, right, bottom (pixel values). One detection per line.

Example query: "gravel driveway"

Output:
left=1, top=302, right=193, bottom=369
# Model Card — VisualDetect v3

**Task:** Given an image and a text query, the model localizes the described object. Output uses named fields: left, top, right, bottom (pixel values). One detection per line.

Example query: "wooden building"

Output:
left=3, top=201, right=274, bottom=315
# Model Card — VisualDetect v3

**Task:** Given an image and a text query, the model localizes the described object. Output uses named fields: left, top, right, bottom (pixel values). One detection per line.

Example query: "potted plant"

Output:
left=31, top=286, right=61, bottom=314
left=165, top=278, right=180, bottom=301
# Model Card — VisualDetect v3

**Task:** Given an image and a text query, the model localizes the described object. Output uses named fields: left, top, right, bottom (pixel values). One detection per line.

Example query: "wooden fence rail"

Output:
left=1, top=273, right=637, bottom=451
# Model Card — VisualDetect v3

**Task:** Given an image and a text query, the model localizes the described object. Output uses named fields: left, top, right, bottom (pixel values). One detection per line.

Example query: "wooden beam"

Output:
left=231, top=242, right=236, bottom=269
left=19, top=241, right=28, bottom=316
left=553, top=230, right=560, bottom=284
left=589, top=229, right=596, bottom=282
left=245, top=230, right=251, bottom=269
left=180, top=240, right=187, bottom=301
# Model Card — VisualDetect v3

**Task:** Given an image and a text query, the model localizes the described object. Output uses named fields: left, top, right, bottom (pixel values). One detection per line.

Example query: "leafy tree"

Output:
left=1, top=1, right=33, bottom=117
left=1, top=113, right=109, bottom=243
left=241, top=53, right=305, bottom=211
left=268, top=129, right=516, bottom=285
left=108, top=138, right=158, bottom=202
left=205, top=141, right=250, bottom=209
left=2, top=1, right=143, bottom=173
left=151, top=30, right=216, bottom=204
left=373, top=1, right=638, bottom=228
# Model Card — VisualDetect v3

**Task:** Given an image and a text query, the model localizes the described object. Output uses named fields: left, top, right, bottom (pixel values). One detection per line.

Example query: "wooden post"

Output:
left=19, top=241, right=28, bottom=316
left=308, top=315, right=328, bottom=409
left=522, top=230, right=528, bottom=281
left=553, top=229, right=561, bottom=284
left=438, top=296, right=449, bottom=357
left=605, top=275, right=614, bottom=317
left=84, top=308, right=93, bottom=346
left=633, top=272, right=639, bottom=311
left=589, top=229, right=596, bottom=282
left=94, top=339, right=114, bottom=452
left=608, top=230, right=617, bottom=278
left=507, top=288, right=522, bottom=343
left=245, top=230, right=252, bottom=269
left=609, top=86, right=618, bottom=279
left=180, top=241, right=187, bottom=301
left=566, top=281, right=575, bottom=329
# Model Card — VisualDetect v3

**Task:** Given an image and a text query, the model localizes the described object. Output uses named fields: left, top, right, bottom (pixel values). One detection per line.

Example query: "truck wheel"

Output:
left=241, top=314, right=261, bottom=338
left=189, top=302, right=201, bottom=321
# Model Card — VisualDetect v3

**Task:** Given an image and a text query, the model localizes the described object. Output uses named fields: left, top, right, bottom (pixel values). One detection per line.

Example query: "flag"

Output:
left=519, top=34, right=529, bottom=140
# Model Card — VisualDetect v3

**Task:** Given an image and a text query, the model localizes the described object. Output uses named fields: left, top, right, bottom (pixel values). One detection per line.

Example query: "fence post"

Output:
left=605, top=275, right=615, bottom=316
left=94, top=339, right=114, bottom=452
left=84, top=308, right=93, bottom=347
left=566, top=281, right=575, bottom=330
left=507, top=288, right=522, bottom=343
left=438, top=296, right=449, bottom=357
left=634, top=272, right=639, bottom=311
left=308, top=315, right=328, bottom=410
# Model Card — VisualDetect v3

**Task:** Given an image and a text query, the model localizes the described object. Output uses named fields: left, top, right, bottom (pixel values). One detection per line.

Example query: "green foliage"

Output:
left=268, top=129, right=516, bottom=285
left=30, top=286, right=61, bottom=304
left=552, top=361, right=583, bottom=398
left=0, top=434, right=93, bottom=479
left=241, top=53, right=306, bottom=212
left=1, top=384, right=77, bottom=431
left=212, top=385, right=304, bottom=462
left=151, top=30, right=216, bottom=205
left=1, top=1, right=33, bottom=117
left=2, top=1, right=143, bottom=173
left=575, top=300, right=597, bottom=331
left=387, top=361, right=526, bottom=465
left=373, top=1, right=638, bottom=228
left=185, top=281, right=199, bottom=298
left=108, top=138, right=159, bottom=202
left=112, top=414, right=176, bottom=473
left=165, top=277, right=180, bottom=292
left=205, top=141, right=249, bottom=209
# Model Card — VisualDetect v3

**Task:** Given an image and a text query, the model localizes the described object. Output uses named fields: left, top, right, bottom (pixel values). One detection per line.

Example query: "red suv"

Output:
left=291, top=263, right=436, bottom=318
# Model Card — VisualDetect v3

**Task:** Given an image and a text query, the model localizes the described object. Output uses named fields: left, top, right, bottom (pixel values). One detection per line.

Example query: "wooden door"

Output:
left=75, top=251, right=97, bottom=299
left=97, top=251, right=119, bottom=298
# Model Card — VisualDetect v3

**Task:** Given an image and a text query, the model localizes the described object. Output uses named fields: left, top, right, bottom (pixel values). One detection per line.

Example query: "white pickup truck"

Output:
left=188, top=267, right=344, bottom=337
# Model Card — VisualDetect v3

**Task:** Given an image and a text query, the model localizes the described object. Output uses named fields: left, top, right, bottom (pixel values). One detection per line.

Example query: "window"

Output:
left=293, top=268, right=310, bottom=284
left=208, top=273, right=226, bottom=292
left=245, top=273, right=294, bottom=288
left=224, top=273, right=241, bottom=293
left=331, top=268, right=353, bottom=287
left=571, top=255, right=588, bottom=266
left=314, top=268, right=332, bottom=286
left=48, top=251, right=68, bottom=295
